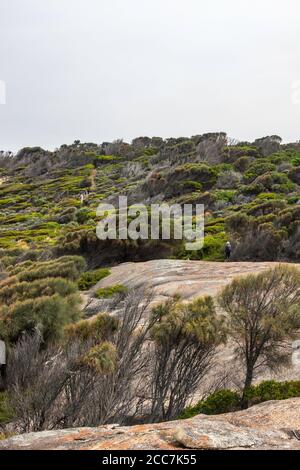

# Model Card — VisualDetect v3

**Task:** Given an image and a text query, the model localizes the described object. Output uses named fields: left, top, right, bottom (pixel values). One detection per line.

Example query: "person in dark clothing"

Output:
left=225, top=241, right=232, bottom=260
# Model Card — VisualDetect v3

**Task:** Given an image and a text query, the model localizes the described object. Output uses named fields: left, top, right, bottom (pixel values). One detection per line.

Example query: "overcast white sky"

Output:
left=0, top=0, right=300, bottom=151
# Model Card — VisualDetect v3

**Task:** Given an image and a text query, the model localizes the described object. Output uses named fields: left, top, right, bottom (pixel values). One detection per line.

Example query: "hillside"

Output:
left=1, top=134, right=300, bottom=268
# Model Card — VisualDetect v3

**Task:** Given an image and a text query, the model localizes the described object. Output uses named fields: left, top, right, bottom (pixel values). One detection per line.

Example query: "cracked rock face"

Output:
left=1, top=398, right=300, bottom=450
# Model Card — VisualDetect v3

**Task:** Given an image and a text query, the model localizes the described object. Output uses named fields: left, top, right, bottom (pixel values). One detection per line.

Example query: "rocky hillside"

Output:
left=1, top=134, right=300, bottom=267
left=1, top=398, right=300, bottom=450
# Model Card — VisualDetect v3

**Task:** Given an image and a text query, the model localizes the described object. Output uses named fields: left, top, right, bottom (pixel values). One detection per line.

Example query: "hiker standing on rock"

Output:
left=225, top=241, right=232, bottom=261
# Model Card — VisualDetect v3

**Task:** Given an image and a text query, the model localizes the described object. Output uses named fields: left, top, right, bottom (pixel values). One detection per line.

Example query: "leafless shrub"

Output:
left=6, top=289, right=156, bottom=432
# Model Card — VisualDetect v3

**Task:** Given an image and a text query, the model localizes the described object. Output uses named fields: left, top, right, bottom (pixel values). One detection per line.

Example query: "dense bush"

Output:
left=254, top=172, right=295, bottom=193
left=0, top=257, right=84, bottom=343
left=233, top=156, right=252, bottom=172
left=245, top=380, right=300, bottom=404
left=288, top=166, right=300, bottom=184
left=0, top=292, right=81, bottom=343
left=222, top=145, right=260, bottom=163
left=0, top=277, right=77, bottom=305
left=243, top=160, right=276, bottom=183
left=179, top=389, right=241, bottom=419
left=78, top=268, right=111, bottom=290
left=17, top=256, right=86, bottom=282
left=185, top=233, right=227, bottom=261
left=172, top=163, right=218, bottom=189
left=65, top=314, right=119, bottom=342
left=179, top=380, right=300, bottom=419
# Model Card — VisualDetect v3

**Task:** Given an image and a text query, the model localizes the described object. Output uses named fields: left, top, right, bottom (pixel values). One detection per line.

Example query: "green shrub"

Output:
left=255, top=172, right=295, bottom=193
left=182, top=180, right=202, bottom=191
left=244, top=160, right=276, bottom=183
left=180, top=380, right=300, bottom=419
left=0, top=277, right=77, bottom=305
left=245, top=380, right=300, bottom=404
left=82, top=341, right=117, bottom=373
left=95, top=284, right=128, bottom=298
left=223, top=145, right=260, bottom=163
left=240, top=182, right=265, bottom=195
left=78, top=268, right=111, bottom=290
left=179, top=389, right=241, bottom=419
left=65, top=313, right=119, bottom=342
left=0, top=292, right=81, bottom=343
left=214, top=190, right=236, bottom=203
left=189, top=233, right=227, bottom=261
left=17, top=256, right=86, bottom=282
left=172, top=163, right=218, bottom=189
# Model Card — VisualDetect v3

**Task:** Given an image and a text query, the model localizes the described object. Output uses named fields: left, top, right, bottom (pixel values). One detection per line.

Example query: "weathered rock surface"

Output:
left=82, top=260, right=285, bottom=315
left=87, top=259, right=284, bottom=306
left=1, top=399, right=300, bottom=450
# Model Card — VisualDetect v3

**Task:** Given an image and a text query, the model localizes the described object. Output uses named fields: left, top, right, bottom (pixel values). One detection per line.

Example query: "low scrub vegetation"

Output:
left=0, top=256, right=84, bottom=343
left=77, top=268, right=111, bottom=290
left=95, top=284, right=128, bottom=298
left=180, top=380, right=300, bottom=419
left=2, top=135, right=300, bottom=262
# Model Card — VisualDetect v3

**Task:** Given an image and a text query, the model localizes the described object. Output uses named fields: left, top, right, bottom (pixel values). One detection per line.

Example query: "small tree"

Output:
left=219, top=265, right=300, bottom=405
left=148, top=296, right=226, bottom=422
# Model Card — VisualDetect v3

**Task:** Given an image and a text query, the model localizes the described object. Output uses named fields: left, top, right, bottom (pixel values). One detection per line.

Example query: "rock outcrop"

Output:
left=83, top=260, right=284, bottom=313
left=1, top=398, right=300, bottom=450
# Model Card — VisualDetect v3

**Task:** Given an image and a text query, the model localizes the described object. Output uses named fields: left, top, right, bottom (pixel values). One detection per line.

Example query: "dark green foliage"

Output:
left=233, top=156, right=252, bottom=172
left=183, top=233, right=227, bottom=261
left=243, top=160, right=276, bottom=183
left=288, top=166, right=300, bottom=184
left=223, top=145, right=260, bottom=163
left=77, top=268, right=111, bottom=290
left=179, top=380, right=300, bottom=419
left=254, top=172, right=295, bottom=193
left=179, top=389, right=241, bottom=419
left=172, top=163, right=218, bottom=189
left=245, top=380, right=300, bottom=404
